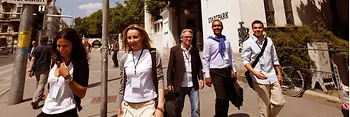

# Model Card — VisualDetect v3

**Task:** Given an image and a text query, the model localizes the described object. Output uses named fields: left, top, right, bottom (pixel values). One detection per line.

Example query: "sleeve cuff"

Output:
left=242, top=60, right=250, bottom=66
left=205, top=72, right=211, bottom=78
left=232, top=67, right=237, bottom=72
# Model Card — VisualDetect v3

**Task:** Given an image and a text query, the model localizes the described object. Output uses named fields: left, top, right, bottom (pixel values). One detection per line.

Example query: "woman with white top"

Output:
left=116, top=24, right=165, bottom=117
left=37, top=28, right=89, bottom=117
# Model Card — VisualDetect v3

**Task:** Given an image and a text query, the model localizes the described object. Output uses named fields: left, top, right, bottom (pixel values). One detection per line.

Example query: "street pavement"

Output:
left=0, top=49, right=344, bottom=117
left=0, top=54, right=14, bottom=67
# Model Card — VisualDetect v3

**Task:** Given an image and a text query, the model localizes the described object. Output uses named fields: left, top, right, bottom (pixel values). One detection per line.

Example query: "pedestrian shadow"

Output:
left=228, top=113, right=250, bottom=117
left=87, top=77, right=121, bottom=88
left=21, top=97, right=44, bottom=109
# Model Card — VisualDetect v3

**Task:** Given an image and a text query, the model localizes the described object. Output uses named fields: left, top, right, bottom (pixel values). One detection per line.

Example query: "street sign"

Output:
left=2, top=0, right=47, bottom=5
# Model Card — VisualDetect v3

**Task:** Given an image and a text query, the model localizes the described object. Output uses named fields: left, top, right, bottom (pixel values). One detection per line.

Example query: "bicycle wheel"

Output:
left=281, top=66, right=305, bottom=97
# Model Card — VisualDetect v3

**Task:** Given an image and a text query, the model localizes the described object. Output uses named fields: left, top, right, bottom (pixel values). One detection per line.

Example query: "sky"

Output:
left=56, top=0, right=124, bottom=25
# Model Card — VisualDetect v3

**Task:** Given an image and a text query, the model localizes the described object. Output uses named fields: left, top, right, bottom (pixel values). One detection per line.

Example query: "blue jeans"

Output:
left=178, top=87, right=200, bottom=117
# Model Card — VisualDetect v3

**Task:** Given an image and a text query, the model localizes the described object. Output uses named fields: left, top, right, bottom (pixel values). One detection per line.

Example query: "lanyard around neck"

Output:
left=132, top=49, right=144, bottom=75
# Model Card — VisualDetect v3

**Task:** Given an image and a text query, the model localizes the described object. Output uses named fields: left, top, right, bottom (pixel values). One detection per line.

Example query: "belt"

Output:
left=210, top=66, right=232, bottom=71
left=125, top=99, right=154, bottom=105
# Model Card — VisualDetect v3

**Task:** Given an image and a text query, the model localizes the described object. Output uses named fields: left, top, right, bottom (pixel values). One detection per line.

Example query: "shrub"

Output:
left=265, top=25, right=349, bottom=69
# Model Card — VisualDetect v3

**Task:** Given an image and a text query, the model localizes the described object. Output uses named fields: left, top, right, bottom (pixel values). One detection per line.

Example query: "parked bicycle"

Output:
left=280, top=66, right=305, bottom=97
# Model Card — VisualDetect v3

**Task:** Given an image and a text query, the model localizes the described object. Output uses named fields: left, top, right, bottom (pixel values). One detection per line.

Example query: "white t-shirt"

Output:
left=123, top=49, right=157, bottom=103
left=42, top=63, right=76, bottom=114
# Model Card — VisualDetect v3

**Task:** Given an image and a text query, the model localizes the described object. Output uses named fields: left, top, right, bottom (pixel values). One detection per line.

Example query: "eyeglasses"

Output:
left=183, top=36, right=192, bottom=39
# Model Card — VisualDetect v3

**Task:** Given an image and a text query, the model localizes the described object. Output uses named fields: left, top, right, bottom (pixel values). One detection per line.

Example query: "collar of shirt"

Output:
left=181, top=44, right=192, bottom=52
left=251, top=35, right=267, bottom=46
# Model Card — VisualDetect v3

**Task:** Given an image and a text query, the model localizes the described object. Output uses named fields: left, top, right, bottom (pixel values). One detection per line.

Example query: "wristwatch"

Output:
left=65, top=74, right=73, bottom=83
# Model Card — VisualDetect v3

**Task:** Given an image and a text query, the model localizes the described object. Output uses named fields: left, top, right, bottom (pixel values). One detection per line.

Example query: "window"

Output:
left=264, top=0, right=275, bottom=26
left=154, top=24, right=158, bottom=32
left=283, top=0, right=294, bottom=25
left=154, top=23, right=163, bottom=33
left=2, top=26, right=8, bottom=33
left=16, top=7, right=22, bottom=19
left=3, top=8, right=11, bottom=19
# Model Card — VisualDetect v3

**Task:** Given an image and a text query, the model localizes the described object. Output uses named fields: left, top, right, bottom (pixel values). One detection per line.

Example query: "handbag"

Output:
left=164, top=89, right=182, bottom=117
left=245, top=37, right=268, bottom=89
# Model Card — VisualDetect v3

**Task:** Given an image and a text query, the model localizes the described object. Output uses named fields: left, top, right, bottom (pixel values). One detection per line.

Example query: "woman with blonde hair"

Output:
left=116, top=24, right=165, bottom=117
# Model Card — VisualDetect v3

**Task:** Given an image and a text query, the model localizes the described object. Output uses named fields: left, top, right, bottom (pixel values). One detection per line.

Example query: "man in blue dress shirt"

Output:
left=202, top=20, right=238, bottom=117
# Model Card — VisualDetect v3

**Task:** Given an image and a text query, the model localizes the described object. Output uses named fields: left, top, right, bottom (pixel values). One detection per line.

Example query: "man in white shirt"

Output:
left=242, top=20, right=285, bottom=117
left=29, top=40, right=37, bottom=61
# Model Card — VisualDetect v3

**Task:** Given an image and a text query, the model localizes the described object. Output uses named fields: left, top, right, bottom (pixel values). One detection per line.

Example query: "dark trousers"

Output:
left=210, top=67, right=236, bottom=117
left=112, top=52, right=119, bottom=67
left=37, top=108, right=78, bottom=117
left=342, top=108, right=349, bottom=117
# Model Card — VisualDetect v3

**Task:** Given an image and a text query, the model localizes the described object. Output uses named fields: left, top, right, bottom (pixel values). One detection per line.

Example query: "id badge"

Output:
left=130, top=78, right=141, bottom=88
left=49, top=86, right=60, bottom=99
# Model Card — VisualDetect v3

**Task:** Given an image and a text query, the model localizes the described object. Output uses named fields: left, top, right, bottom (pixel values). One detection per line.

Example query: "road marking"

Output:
left=0, top=87, right=10, bottom=97
left=0, top=63, right=13, bottom=69
left=0, top=67, right=13, bottom=76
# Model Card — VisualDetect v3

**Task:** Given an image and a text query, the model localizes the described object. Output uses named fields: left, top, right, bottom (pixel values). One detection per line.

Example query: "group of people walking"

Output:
left=115, top=19, right=284, bottom=117
left=28, top=19, right=284, bottom=117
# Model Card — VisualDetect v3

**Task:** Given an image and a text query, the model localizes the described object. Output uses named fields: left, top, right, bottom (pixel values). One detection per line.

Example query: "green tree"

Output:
left=73, top=17, right=88, bottom=37
left=144, top=0, right=168, bottom=21
left=74, top=0, right=146, bottom=38
left=85, top=10, right=103, bottom=37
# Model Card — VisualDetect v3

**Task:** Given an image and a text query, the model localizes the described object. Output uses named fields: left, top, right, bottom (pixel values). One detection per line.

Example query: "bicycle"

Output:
left=280, top=66, right=305, bottom=97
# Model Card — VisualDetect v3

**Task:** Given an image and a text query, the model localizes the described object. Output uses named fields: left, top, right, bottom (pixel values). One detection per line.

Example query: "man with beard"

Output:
left=202, top=20, right=238, bottom=117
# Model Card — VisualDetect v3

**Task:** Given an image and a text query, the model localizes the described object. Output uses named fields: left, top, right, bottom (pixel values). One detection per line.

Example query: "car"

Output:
left=0, top=47, right=10, bottom=55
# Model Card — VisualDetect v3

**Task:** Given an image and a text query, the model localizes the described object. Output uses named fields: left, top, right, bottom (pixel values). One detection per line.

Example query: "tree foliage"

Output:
left=144, top=0, right=168, bottom=21
left=266, top=24, right=349, bottom=69
left=73, top=0, right=145, bottom=38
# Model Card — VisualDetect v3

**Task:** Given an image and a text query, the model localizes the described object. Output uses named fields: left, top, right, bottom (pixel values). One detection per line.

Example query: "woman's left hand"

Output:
left=59, top=62, right=70, bottom=78
left=154, top=109, right=163, bottom=117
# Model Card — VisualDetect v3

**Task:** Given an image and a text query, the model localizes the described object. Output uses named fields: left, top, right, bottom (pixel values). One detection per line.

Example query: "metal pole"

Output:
left=38, top=30, right=42, bottom=45
left=101, top=0, right=109, bottom=116
left=8, top=4, right=34, bottom=105
left=70, top=17, right=74, bottom=28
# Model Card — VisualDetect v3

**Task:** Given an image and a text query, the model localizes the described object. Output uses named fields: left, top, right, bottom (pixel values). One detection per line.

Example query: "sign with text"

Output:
left=3, top=0, right=47, bottom=5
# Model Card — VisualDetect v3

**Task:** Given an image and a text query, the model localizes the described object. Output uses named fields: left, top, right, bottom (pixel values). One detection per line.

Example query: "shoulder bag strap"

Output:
left=251, top=37, right=268, bottom=68
left=149, top=48, right=158, bottom=94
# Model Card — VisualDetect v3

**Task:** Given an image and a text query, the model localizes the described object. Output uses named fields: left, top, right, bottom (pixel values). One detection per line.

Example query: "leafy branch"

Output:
left=144, top=0, right=168, bottom=21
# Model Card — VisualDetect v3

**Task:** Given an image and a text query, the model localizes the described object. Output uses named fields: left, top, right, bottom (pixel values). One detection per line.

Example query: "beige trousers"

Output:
left=253, top=81, right=285, bottom=117
left=121, top=100, right=156, bottom=117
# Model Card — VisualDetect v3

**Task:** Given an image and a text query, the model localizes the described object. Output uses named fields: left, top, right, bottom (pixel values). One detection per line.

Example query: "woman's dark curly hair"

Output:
left=52, top=28, right=87, bottom=62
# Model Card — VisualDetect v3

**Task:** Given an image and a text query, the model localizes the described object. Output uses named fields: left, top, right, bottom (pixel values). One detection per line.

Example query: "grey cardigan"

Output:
left=116, top=49, right=164, bottom=108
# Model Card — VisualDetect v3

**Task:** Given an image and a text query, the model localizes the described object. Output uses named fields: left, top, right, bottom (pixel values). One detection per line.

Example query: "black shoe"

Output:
left=31, top=102, right=39, bottom=109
